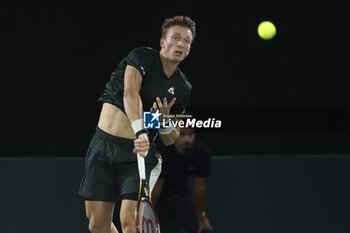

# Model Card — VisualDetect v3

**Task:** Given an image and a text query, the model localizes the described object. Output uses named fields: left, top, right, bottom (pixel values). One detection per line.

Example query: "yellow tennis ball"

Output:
left=257, top=21, right=276, bottom=40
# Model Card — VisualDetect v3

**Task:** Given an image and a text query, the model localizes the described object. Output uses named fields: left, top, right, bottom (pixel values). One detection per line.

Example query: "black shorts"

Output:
left=78, top=127, right=161, bottom=202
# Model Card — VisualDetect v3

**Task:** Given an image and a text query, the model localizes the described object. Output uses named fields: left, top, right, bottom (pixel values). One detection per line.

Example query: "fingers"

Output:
left=150, top=97, right=177, bottom=124
left=134, top=142, right=149, bottom=157
left=135, top=150, right=148, bottom=157
left=163, top=97, right=168, bottom=109
left=134, top=139, right=149, bottom=149
left=156, top=97, right=163, bottom=110
left=168, top=97, right=176, bottom=109
left=208, top=219, right=214, bottom=230
left=155, top=97, right=176, bottom=114
left=150, top=101, right=159, bottom=112
left=134, top=134, right=150, bottom=157
left=202, top=218, right=213, bottom=231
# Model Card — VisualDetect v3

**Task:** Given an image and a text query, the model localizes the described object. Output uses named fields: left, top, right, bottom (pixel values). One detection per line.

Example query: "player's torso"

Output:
left=100, top=47, right=190, bottom=114
left=140, top=65, right=189, bottom=112
left=98, top=48, right=190, bottom=139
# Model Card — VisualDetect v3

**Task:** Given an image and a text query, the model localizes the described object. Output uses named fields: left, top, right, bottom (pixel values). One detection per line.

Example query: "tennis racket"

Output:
left=136, top=154, right=161, bottom=233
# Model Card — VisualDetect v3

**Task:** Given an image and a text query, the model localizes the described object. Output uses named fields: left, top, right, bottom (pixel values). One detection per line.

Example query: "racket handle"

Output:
left=137, top=154, right=146, bottom=179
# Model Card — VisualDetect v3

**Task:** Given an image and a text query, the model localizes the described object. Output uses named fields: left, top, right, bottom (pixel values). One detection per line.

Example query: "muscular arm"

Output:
left=123, top=65, right=143, bottom=124
left=123, top=65, right=149, bottom=157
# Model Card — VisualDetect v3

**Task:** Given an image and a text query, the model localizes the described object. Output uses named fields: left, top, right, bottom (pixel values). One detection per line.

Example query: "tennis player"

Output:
left=78, top=15, right=195, bottom=233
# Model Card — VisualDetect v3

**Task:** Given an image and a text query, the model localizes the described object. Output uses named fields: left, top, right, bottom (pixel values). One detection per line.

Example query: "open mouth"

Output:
left=175, top=50, right=183, bottom=56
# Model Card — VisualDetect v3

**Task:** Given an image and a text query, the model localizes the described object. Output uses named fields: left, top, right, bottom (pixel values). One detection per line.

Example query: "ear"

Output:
left=160, top=37, right=165, bottom=49
left=186, top=45, right=191, bottom=55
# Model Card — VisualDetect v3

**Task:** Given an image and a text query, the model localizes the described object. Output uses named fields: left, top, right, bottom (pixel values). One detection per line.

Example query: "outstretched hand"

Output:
left=150, top=97, right=176, bottom=123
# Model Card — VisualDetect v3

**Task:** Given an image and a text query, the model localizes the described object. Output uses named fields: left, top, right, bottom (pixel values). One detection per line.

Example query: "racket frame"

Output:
left=135, top=154, right=161, bottom=233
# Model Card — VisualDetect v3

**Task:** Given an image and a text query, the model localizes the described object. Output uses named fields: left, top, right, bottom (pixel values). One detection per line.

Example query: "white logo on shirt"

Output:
left=140, top=66, right=145, bottom=75
left=168, top=86, right=175, bottom=95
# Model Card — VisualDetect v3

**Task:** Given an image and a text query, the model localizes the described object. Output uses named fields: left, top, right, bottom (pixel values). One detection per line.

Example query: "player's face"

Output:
left=160, top=25, right=192, bottom=62
left=175, top=128, right=195, bottom=153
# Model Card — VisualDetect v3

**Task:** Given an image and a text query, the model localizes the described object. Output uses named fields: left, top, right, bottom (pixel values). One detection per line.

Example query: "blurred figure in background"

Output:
left=152, top=127, right=213, bottom=233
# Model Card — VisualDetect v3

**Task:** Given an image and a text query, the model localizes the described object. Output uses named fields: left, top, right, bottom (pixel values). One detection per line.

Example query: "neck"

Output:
left=159, top=51, right=179, bottom=78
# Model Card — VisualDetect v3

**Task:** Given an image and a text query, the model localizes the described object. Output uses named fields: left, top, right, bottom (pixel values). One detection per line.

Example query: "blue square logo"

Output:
left=143, top=111, right=161, bottom=129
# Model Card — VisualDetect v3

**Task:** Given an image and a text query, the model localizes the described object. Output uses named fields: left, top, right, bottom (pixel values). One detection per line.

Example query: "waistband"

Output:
left=95, top=127, right=134, bottom=146
left=94, top=127, right=158, bottom=146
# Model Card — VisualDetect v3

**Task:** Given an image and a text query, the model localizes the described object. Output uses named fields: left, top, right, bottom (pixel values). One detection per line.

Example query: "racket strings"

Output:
left=138, top=200, right=159, bottom=233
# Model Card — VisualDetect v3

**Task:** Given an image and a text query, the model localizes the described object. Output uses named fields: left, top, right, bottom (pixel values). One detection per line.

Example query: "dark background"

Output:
left=1, top=1, right=349, bottom=156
